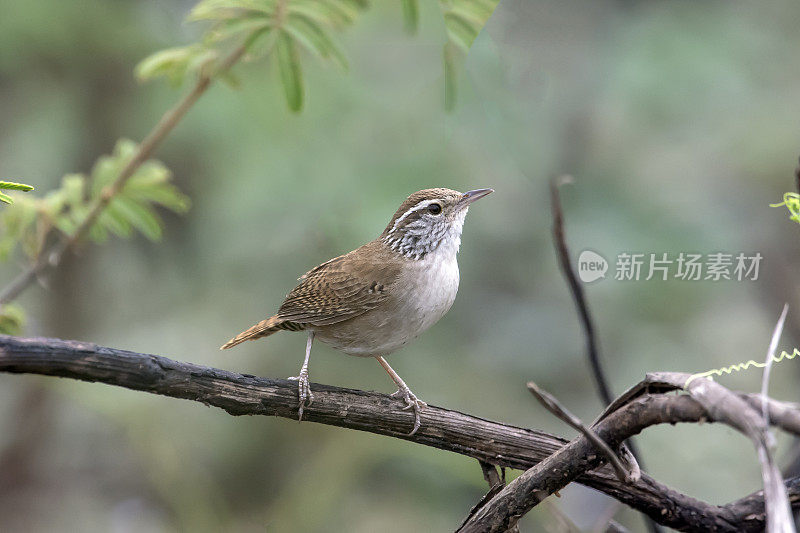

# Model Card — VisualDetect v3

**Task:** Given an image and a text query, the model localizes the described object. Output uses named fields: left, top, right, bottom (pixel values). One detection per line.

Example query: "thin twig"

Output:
left=527, top=382, right=633, bottom=482
left=762, top=304, right=789, bottom=429
left=795, top=156, right=800, bottom=195
left=461, top=461, right=520, bottom=532
left=759, top=304, right=794, bottom=533
left=549, top=176, right=657, bottom=532
left=549, top=175, right=613, bottom=406
left=0, top=38, right=253, bottom=306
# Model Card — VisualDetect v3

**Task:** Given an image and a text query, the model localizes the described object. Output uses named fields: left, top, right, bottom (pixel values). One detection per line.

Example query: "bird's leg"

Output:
left=375, top=356, right=426, bottom=436
left=288, top=331, right=314, bottom=421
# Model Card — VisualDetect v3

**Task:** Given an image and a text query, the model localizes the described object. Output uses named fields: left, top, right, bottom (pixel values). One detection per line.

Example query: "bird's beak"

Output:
left=457, top=188, right=494, bottom=209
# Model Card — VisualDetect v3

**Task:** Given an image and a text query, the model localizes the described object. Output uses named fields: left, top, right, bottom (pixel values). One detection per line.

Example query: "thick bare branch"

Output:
left=1, top=334, right=799, bottom=532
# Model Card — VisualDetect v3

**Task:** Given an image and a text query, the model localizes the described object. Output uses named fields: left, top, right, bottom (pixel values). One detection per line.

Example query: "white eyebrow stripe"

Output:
left=389, top=199, right=441, bottom=235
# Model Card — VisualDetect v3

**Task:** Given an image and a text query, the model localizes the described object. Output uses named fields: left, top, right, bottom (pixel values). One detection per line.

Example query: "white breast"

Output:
left=405, top=252, right=460, bottom=333
left=314, top=214, right=466, bottom=357
left=314, top=247, right=461, bottom=357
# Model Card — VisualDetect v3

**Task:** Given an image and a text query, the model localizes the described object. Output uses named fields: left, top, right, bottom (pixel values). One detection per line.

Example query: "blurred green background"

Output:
left=2, top=0, right=800, bottom=531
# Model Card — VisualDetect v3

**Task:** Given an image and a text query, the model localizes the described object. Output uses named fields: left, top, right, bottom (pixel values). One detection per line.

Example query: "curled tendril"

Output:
left=770, top=192, right=800, bottom=223
left=684, top=349, right=800, bottom=388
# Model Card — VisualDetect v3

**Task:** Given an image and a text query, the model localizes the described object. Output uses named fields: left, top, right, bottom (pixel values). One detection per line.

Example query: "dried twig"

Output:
left=762, top=305, right=789, bottom=424
left=528, top=382, right=634, bottom=483
left=795, top=155, right=800, bottom=195
left=549, top=176, right=613, bottom=406
left=460, top=461, right=520, bottom=533
left=549, top=176, right=657, bottom=532
left=758, top=304, right=794, bottom=533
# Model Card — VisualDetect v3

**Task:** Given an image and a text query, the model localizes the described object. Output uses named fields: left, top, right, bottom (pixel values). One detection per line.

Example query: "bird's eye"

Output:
left=427, top=203, right=442, bottom=215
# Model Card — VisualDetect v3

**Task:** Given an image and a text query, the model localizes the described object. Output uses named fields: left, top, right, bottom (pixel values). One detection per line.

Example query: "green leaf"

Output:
left=111, top=197, right=163, bottom=241
left=0, top=303, right=26, bottom=335
left=400, top=0, right=419, bottom=34
left=0, top=181, right=34, bottom=192
left=317, top=0, right=361, bottom=25
left=125, top=182, right=191, bottom=214
left=443, top=42, right=459, bottom=112
left=60, top=174, right=86, bottom=207
left=285, top=14, right=348, bottom=70
left=287, top=3, right=340, bottom=27
left=0, top=180, right=34, bottom=205
left=0, top=196, right=40, bottom=259
left=438, top=0, right=500, bottom=110
left=88, top=218, right=109, bottom=243
left=135, top=45, right=198, bottom=85
left=443, top=12, right=479, bottom=51
left=135, top=44, right=229, bottom=86
left=290, top=0, right=363, bottom=27
left=185, top=47, right=221, bottom=79
left=0, top=137, right=189, bottom=261
left=98, top=207, right=133, bottom=239
left=52, top=215, right=79, bottom=238
left=276, top=31, right=304, bottom=112
left=188, top=0, right=273, bottom=22
left=205, top=17, right=271, bottom=45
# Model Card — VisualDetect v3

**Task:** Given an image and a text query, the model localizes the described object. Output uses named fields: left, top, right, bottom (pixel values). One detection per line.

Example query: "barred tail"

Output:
left=220, top=316, right=291, bottom=349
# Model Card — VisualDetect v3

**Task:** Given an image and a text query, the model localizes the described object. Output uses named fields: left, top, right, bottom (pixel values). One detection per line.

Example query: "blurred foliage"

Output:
left=400, top=0, right=419, bottom=34
left=136, top=0, right=496, bottom=112
left=401, top=0, right=501, bottom=109
left=0, top=181, right=34, bottom=205
left=137, top=0, right=368, bottom=112
left=136, top=44, right=224, bottom=88
left=440, top=0, right=499, bottom=110
left=0, top=139, right=189, bottom=261
left=0, top=303, right=25, bottom=335
left=440, top=0, right=497, bottom=51
left=771, top=192, right=800, bottom=224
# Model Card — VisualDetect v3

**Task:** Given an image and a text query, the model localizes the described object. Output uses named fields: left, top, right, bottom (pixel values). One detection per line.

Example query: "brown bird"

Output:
left=221, top=187, right=492, bottom=435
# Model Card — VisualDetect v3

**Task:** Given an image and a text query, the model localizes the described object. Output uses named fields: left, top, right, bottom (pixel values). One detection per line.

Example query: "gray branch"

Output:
left=0, top=334, right=798, bottom=532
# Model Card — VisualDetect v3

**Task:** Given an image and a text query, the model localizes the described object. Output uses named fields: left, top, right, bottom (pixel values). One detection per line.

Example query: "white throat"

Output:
left=383, top=207, right=468, bottom=261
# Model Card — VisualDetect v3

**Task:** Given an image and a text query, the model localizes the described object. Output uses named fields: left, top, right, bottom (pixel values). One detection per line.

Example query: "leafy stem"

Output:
left=0, top=35, right=256, bottom=307
left=0, top=182, right=34, bottom=205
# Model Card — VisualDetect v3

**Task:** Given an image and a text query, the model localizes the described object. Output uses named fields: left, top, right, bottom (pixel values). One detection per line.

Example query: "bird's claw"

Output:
left=288, top=371, right=313, bottom=421
left=391, top=387, right=426, bottom=436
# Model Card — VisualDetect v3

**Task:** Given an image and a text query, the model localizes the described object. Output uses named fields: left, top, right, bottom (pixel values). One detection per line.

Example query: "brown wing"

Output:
left=277, top=243, right=399, bottom=326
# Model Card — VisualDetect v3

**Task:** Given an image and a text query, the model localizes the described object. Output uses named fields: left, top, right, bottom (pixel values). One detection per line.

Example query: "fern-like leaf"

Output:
left=276, top=30, right=304, bottom=112
left=0, top=181, right=34, bottom=205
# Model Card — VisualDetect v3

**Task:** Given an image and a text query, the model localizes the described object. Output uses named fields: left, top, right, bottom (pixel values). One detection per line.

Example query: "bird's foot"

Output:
left=287, top=370, right=313, bottom=421
left=391, top=387, right=427, bottom=436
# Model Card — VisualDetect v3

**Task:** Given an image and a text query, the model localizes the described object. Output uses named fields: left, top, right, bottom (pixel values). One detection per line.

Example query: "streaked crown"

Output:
left=380, top=187, right=492, bottom=260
